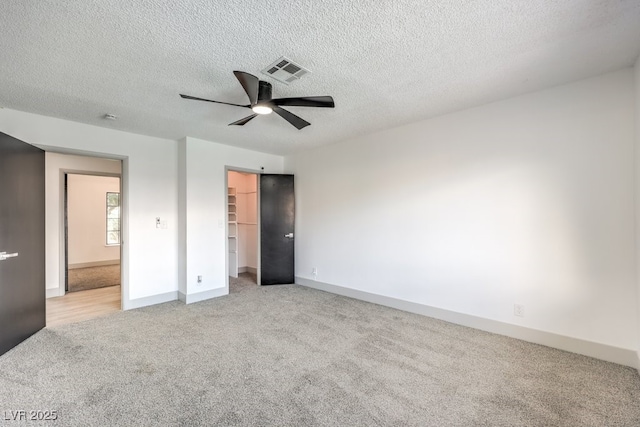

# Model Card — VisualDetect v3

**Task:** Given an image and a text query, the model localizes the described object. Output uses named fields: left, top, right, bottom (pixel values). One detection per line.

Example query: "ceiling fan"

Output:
left=180, top=71, right=335, bottom=130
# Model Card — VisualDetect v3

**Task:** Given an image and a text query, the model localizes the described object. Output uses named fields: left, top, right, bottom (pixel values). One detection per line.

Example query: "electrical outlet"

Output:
left=514, top=304, right=524, bottom=317
left=197, top=275, right=203, bottom=285
left=311, top=267, right=317, bottom=279
left=155, top=217, right=161, bottom=228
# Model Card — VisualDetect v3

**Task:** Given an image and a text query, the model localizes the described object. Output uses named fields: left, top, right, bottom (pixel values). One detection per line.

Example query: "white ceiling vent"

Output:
left=261, top=56, right=310, bottom=85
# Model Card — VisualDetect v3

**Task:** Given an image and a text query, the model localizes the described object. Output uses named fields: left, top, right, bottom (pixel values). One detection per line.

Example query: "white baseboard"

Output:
left=238, top=266, right=257, bottom=274
left=68, top=260, right=120, bottom=269
left=296, top=277, right=638, bottom=369
left=46, top=287, right=63, bottom=299
left=123, top=291, right=178, bottom=310
left=178, top=287, right=228, bottom=304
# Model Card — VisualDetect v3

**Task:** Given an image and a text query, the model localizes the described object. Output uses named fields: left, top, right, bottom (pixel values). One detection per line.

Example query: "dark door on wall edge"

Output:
left=260, top=174, right=294, bottom=285
left=0, top=132, right=46, bottom=356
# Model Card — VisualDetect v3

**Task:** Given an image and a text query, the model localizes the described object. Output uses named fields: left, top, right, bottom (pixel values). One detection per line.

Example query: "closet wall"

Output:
left=228, top=171, right=257, bottom=276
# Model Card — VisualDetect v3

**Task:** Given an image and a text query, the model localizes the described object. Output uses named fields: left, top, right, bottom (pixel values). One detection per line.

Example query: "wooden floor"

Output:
left=46, top=285, right=121, bottom=327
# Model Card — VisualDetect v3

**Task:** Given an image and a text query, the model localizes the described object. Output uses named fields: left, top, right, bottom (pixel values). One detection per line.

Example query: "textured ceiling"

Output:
left=1, top=1, right=639, bottom=155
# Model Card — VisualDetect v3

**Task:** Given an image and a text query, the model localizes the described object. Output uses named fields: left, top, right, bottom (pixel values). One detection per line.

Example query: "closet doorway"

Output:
left=227, top=170, right=258, bottom=292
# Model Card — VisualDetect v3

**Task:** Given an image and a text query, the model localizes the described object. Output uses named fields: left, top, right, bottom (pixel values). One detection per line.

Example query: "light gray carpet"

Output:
left=1, top=284, right=639, bottom=426
left=229, top=272, right=257, bottom=293
left=68, top=265, right=120, bottom=292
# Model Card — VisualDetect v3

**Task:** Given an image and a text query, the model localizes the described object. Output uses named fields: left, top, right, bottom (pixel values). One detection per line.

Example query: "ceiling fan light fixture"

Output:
left=180, top=70, right=334, bottom=129
left=252, top=104, right=272, bottom=115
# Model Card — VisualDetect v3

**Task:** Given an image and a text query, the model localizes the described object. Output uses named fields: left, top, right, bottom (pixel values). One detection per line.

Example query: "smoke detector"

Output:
left=261, top=56, right=310, bottom=85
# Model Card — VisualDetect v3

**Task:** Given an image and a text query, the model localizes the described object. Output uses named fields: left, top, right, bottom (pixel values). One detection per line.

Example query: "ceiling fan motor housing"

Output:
left=257, top=81, right=272, bottom=104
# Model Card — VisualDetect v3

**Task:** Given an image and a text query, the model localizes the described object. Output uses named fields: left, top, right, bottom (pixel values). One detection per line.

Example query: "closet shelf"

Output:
left=238, top=222, right=257, bottom=225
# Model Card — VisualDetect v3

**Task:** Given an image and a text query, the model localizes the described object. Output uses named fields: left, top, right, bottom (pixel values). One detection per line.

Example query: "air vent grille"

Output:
left=261, top=56, right=310, bottom=85
left=283, top=63, right=301, bottom=74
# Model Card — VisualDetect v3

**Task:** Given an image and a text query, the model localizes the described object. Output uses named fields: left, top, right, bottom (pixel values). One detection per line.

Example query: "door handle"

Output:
left=284, top=233, right=294, bottom=238
left=0, top=252, right=19, bottom=261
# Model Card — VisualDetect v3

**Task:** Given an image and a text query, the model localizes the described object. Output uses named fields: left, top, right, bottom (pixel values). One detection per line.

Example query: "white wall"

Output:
left=178, top=137, right=283, bottom=303
left=67, top=174, right=121, bottom=266
left=44, top=153, right=122, bottom=296
left=286, top=69, right=637, bottom=365
left=1, top=109, right=178, bottom=308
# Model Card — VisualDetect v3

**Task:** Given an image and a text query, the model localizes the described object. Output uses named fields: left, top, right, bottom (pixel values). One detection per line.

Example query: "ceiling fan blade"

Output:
left=272, top=96, right=335, bottom=108
left=233, top=71, right=259, bottom=105
left=228, top=114, right=258, bottom=126
left=180, top=94, right=249, bottom=108
left=272, top=106, right=311, bottom=130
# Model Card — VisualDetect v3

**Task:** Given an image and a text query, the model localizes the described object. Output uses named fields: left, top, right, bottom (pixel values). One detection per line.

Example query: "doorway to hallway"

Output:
left=44, top=152, right=123, bottom=327
left=65, top=174, right=121, bottom=293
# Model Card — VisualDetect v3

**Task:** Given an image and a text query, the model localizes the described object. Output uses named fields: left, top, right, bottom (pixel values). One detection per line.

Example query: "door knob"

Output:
left=284, top=233, right=294, bottom=238
left=0, top=252, right=19, bottom=261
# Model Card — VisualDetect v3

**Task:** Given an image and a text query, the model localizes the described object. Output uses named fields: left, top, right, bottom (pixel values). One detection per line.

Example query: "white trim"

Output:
left=296, top=277, right=639, bottom=369
left=238, top=266, right=257, bottom=274
left=178, top=287, right=228, bottom=304
left=46, top=287, right=63, bottom=299
left=119, top=158, right=129, bottom=312
left=68, top=259, right=120, bottom=269
left=123, top=291, right=178, bottom=310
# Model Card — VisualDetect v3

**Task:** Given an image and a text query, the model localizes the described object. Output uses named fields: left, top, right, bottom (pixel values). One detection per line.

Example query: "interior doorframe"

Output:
left=62, top=170, right=123, bottom=297
left=37, top=145, right=128, bottom=311
left=225, top=166, right=263, bottom=291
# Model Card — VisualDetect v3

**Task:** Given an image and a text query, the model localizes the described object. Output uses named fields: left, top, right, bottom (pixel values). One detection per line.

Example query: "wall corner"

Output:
left=177, top=138, right=188, bottom=296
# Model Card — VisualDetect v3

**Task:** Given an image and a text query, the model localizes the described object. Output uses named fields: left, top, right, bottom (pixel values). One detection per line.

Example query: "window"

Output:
left=106, top=192, right=120, bottom=245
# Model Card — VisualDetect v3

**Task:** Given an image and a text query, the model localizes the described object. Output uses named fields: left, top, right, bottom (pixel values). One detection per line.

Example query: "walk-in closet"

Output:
left=228, top=171, right=258, bottom=285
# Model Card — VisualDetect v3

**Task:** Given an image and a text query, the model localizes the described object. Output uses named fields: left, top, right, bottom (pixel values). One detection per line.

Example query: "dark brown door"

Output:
left=260, top=174, right=294, bottom=285
left=0, top=132, right=45, bottom=356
